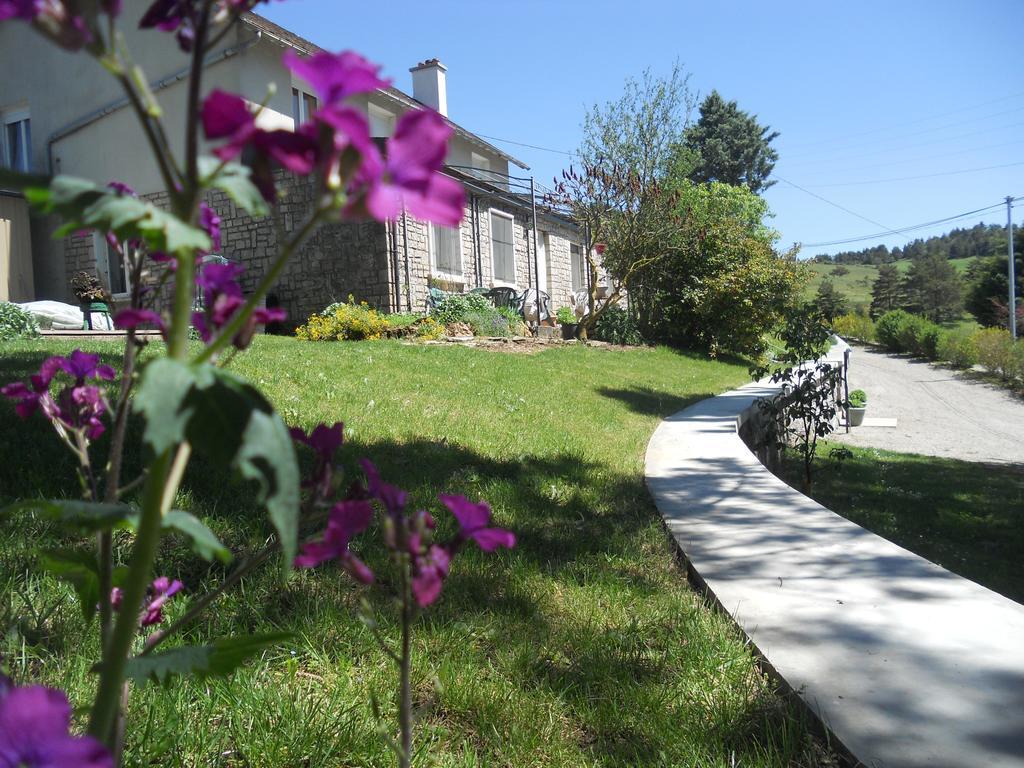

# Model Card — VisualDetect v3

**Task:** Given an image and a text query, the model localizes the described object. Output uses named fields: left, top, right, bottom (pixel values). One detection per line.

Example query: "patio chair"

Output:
left=483, top=286, right=520, bottom=310
left=427, top=286, right=448, bottom=312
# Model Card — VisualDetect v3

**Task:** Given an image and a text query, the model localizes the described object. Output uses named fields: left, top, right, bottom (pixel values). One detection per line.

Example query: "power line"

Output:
left=781, top=91, right=1024, bottom=155
left=477, top=133, right=576, bottom=157
left=799, top=200, right=1009, bottom=248
left=801, top=160, right=1024, bottom=189
left=773, top=175, right=910, bottom=241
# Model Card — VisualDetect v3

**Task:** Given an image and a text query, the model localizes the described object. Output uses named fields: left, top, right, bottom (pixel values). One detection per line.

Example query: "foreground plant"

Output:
left=0, top=1, right=503, bottom=765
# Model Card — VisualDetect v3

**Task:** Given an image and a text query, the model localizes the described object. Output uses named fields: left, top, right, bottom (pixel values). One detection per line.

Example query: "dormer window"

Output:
left=368, top=103, right=396, bottom=138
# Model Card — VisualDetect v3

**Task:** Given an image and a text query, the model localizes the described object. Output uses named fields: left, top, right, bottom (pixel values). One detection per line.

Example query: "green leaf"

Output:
left=163, top=510, right=232, bottom=564
left=39, top=549, right=100, bottom=622
left=2, top=499, right=138, bottom=532
left=134, top=361, right=299, bottom=574
left=199, top=157, right=270, bottom=219
left=134, top=358, right=200, bottom=455
left=121, top=632, right=293, bottom=685
left=17, top=174, right=211, bottom=255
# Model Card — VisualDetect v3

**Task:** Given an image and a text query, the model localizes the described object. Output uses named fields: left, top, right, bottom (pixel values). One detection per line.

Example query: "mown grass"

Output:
left=0, top=337, right=831, bottom=767
left=780, top=442, right=1024, bottom=603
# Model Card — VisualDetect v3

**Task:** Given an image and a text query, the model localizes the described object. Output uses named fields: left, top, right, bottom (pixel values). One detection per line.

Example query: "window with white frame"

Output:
left=490, top=210, right=515, bottom=283
left=430, top=223, right=462, bottom=277
left=93, top=232, right=130, bottom=297
left=1, top=109, right=31, bottom=173
left=368, top=103, right=396, bottom=137
left=570, top=243, right=586, bottom=292
left=291, top=88, right=317, bottom=124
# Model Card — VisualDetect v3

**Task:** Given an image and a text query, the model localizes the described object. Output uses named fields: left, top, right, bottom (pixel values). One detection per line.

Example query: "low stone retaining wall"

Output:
left=644, top=358, right=1024, bottom=768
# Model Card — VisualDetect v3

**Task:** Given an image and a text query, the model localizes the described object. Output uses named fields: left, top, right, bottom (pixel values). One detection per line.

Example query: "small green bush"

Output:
left=385, top=312, right=421, bottom=330
left=848, top=389, right=867, bottom=408
left=832, top=311, right=874, bottom=342
left=972, top=327, right=1019, bottom=380
left=0, top=302, right=39, bottom=342
left=555, top=306, right=576, bottom=325
left=874, top=310, right=913, bottom=351
left=433, top=293, right=493, bottom=325
left=591, top=306, right=643, bottom=346
left=936, top=329, right=978, bottom=369
left=917, top=322, right=943, bottom=360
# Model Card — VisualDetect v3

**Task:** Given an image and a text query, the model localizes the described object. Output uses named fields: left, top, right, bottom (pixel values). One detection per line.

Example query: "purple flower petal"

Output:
left=282, top=50, right=389, bottom=106
left=359, top=459, right=408, bottom=514
left=201, top=89, right=255, bottom=141
left=0, top=685, right=113, bottom=768
left=114, top=308, right=165, bottom=332
left=411, top=544, right=450, bottom=607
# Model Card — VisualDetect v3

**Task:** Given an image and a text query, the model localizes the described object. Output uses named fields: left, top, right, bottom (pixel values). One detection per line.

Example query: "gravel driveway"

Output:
left=833, top=346, right=1024, bottom=465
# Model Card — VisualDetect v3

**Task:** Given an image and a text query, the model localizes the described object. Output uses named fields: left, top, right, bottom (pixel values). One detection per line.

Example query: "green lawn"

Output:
left=781, top=442, right=1024, bottom=603
left=0, top=337, right=830, bottom=767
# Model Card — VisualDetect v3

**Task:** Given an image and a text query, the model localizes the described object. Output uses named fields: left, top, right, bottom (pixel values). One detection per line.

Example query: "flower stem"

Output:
left=87, top=446, right=175, bottom=745
left=399, top=560, right=413, bottom=768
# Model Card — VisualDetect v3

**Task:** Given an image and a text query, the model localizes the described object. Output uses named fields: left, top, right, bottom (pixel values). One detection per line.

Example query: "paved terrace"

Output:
left=644, top=376, right=1024, bottom=767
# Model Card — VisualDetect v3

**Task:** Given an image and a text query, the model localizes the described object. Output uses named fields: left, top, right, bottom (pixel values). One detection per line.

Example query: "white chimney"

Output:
left=410, top=59, right=448, bottom=117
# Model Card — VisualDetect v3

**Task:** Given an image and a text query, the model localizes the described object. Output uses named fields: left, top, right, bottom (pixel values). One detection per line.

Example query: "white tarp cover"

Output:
left=17, top=300, right=114, bottom=331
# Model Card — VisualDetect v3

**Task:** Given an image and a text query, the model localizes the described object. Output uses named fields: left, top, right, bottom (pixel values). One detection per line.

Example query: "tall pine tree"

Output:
left=901, top=253, right=963, bottom=322
left=682, top=91, right=779, bottom=193
left=870, top=264, right=904, bottom=318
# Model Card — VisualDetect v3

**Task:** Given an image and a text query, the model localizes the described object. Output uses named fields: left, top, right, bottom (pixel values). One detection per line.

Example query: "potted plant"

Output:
left=556, top=306, right=577, bottom=339
left=847, top=389, right=867, bottom=427
left=70, top=271, right=112, bottom=330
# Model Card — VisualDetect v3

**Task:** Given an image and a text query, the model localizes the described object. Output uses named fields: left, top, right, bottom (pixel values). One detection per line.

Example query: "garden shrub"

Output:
left=592, top=306, right=643, bottom=346
left=432, top=293, right=492, bottom=325
left=972, top=327, right=1019, bottom=380
left=464, top=308, right=511, bottom=337
left=296, top=297, right=389, bottom=341
left=385, top=312, right=421, bottom=330
left=916, top=321, right=943, bottom=360
left=895, top=314, right=930, bottom=356
left=832, top=311, right=874, bottom=343
left=413, top=316, right=445, bottom=340
left=937, top=329, right=978, bottom=369
left=0, top=302, right=39, bottom=341
left=874, top=310, right=913, bottom=352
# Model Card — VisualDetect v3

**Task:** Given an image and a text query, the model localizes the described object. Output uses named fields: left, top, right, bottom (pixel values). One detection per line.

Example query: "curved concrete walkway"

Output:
left=645, top=377, right=1024, bottom=767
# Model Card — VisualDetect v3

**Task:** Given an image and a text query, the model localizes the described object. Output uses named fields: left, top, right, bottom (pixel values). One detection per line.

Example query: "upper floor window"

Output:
left=490, top=210, right=515, bottom=284
left=291, top=88, right=317, bottom=124
left=368, top=103, right=396, bottom=137
left=430, top=223, right=462, bottom=277
left=1, top=109, right=31, bottom=173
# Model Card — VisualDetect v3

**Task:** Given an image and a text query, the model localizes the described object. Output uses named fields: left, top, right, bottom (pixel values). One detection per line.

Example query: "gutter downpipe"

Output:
left=530, top=177, right=541, bottom=332
left=46, top=34, right=261, bottom=174
left=401, top=210, right=412, bottom=312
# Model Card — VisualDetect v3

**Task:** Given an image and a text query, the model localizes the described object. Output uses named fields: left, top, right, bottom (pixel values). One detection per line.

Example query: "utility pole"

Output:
left=1008, top=196, right=1017, bottom=340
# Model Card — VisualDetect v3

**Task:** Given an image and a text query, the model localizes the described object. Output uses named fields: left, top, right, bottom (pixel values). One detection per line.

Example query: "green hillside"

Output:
left=801, top=257, right=980, bottom=307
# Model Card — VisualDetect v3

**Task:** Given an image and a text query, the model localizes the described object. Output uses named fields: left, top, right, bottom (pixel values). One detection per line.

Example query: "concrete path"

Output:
left=645, top=379, right=1024, bottom=768
left=834, top=346, right=1024, bottom=464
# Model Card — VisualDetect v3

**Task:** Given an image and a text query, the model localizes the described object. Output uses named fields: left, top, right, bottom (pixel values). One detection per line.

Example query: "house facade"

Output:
left=0, top=5, right=591, bottom=324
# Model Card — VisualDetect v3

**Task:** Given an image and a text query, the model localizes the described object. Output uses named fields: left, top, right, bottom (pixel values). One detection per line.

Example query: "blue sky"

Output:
left=262, top=0, right=1024, bottom=259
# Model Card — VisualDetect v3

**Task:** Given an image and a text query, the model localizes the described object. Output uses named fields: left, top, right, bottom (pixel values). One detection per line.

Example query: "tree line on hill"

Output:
left=812, top=221, right=1020, bottom=266
left=814, top=244, right=1023, bottom=329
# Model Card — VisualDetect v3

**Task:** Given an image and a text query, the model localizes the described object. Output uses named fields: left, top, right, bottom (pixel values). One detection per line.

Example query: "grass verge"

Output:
left=0, top=336, right=831, bottom=767
left=780, top=442, right=1024, bottom=603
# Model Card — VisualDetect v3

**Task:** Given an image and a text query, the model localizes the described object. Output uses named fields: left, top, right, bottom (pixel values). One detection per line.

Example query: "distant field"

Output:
left=801, top=256, right=981, bottom=310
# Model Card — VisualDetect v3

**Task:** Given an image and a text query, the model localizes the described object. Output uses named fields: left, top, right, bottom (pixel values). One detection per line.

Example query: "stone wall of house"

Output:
left=61, top=172, right=394, bottom=326
left=393, top=187, right=584, bottom=314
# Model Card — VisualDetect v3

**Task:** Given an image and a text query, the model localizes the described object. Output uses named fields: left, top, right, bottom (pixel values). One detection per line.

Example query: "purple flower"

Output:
left=410, top=542, right=450, bottom=607
left=352, top=110, right=465, bottom=227
left=440, top=495, right=516, bottom=552
left=359, top=458, right=408, bottom=516
left=290, top=421, right=344, bottom=463
left=106, top=180, right=135, bottom=196
left=56, top=385, right=107, bottom=440
left=199, top=202, right=221, bottom=252
left=201, top=90, right=321, bottom=202
left=0, top=683, right=113, bottom=767
left=109, top=587, right=123, bottom=611
left=282, top=50, right=389, bottom=107
left=113, top=308, right=165, bottom=334
left=58, top=350, right=116, bottom=383
left=295, top=499, right=374, bottom=583
left=0, top=0, right=93, bottom=49
left=0, top=0, right=40, bottom=21
left=140, top=576, right=183, bottom=627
